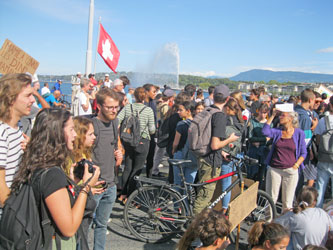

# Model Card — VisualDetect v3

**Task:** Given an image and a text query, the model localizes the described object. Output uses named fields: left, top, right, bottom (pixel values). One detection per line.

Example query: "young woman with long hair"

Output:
left=247, top=103, right=271, bottom=182
left=177, top=208, right=231, bottom=250
left=220, top=97, right=244, bottom=214
left=11, top=108, right=100, bottom=249
left=67, top=116, right=105, bottom=250
left=230, top=91, right=249, bottom=121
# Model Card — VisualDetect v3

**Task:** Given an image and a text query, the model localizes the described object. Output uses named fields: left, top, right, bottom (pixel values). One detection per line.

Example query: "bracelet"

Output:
left=80, top=189, right=89, bottom=195
left=294, top=163, right=299, bottom=168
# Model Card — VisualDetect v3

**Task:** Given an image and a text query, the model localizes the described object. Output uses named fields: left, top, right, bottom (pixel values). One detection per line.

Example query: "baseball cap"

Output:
left=214, top=84, right=230, bottom=98
left=163, top=89, right=175, bottom=97
left=113, top=79, right=123, bottom=86
left=105, top=74, right=109, bottom=77
left=77, top=72, right=81, bottom=75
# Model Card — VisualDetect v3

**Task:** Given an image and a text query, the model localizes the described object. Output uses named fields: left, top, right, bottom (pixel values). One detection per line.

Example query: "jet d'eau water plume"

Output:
left=132, top=43, right=180, bottom=88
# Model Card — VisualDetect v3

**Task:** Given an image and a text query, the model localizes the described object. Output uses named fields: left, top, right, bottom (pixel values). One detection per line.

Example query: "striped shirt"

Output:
left=0, top=122, right=24, bottom=188
left=117, top=103, right=156, bottom=140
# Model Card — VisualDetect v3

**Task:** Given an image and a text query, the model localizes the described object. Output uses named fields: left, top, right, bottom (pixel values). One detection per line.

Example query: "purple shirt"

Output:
left=270, top=138, right=296, bottom=169
left=262, top=124, right=307, bottom=170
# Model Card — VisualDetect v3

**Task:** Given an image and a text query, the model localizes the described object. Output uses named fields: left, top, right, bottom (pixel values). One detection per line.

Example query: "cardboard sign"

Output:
left=0, top=39, right=39, bottom=74
left=228, top=181, right=258, bottom=231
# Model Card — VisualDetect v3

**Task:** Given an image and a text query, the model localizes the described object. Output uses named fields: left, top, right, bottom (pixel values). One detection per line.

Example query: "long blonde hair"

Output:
left=72, top=116, right=93, bottom=162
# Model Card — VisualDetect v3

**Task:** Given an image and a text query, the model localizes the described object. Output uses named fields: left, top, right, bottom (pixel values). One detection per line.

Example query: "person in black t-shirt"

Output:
left=193, top=85, right=239, bottom=215
left=10, top=108, right=101, bottom=247
left=172, top=101, right=197, bottom=189
left=165, top=92, right=191, bottom=183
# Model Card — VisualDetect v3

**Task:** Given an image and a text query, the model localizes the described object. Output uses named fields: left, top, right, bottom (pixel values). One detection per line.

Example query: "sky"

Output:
left=1, top=0, right=333, bottom=77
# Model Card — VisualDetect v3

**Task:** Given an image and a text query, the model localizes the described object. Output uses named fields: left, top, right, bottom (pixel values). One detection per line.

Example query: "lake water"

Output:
left=48, top=82, right=209, bottom=104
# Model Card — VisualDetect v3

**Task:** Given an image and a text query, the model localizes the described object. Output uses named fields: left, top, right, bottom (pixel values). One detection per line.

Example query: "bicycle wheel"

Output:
left=123, top=186, right=187, bottom=243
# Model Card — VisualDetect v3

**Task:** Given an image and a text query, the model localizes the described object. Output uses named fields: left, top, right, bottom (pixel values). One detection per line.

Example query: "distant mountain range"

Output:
left=230, top=69, right=333, bottom=83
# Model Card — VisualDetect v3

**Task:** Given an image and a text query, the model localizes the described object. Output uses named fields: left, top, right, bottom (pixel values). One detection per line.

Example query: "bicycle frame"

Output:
left=134, top=156, right=247, bottom=224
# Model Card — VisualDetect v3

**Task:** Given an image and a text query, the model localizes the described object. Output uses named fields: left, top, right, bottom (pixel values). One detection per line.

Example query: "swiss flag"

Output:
left=97, top=23, right=120, bottom=73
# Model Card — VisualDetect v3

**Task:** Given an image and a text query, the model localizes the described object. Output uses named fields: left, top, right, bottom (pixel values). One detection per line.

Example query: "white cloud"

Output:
left=317, top=47, right=333, bottom=53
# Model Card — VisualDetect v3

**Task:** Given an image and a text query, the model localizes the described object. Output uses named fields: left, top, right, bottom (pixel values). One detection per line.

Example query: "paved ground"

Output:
left=87, top=198, right=248, bottom=250
left=87, top=160, right=249, bottom=250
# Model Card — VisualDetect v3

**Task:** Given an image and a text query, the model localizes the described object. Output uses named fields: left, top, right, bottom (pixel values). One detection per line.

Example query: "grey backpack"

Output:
left=120, top=105, right=147, bottom=147
left=318, top=116, right=333, bottom=162
left=188, top=107, right=222, bottom=157
left=222, top=116, right=243, bottom=155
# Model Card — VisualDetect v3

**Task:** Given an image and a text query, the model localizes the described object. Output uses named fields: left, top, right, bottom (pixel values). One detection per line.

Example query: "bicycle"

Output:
left=123, top=154, right=277, bottom=243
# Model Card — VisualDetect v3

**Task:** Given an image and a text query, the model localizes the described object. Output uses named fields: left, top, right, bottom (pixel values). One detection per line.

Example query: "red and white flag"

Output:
left=97, top=23, right=120, bottom=73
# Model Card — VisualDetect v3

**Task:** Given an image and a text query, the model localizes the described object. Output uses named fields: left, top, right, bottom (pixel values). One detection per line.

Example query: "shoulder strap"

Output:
left=139, top=106, right=147, bottom=115
left=111, top=119, right=118, bottom=147
left=31, top=167, right=57, bottom=250
left=92, top=117, right=100, bottom=146
left=130, top=104, right=134, bottom=115
left=184, top=119, right=191, bottom=127
left=325, top=116, right=331, bottom=130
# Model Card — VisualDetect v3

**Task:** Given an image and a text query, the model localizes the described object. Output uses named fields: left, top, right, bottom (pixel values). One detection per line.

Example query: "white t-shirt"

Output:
left=41, top=86, right=50, bottom=96
left=104, top=80, right=112, bottom=88
left=0, top=122, right=24, bottom=188
left=78, top=92, right=92, bottom=116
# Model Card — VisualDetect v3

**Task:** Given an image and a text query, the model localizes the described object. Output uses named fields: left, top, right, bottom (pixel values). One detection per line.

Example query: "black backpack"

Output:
left=120, top=105, right=147, bottom=147
left=0, top=169, right=53, bottom=250
left=156, top=116, right=170, bottom=148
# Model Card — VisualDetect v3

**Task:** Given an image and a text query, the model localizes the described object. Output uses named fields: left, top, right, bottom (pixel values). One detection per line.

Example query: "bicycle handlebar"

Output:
left=228, top=154, right=259, bottom=165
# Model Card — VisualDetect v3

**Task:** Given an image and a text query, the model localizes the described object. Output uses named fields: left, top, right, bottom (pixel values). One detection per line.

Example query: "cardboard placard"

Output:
left=0, top=39, right=39, bottom=74
left=228, top=181, right=258, bottom=231
left=211, top=176, right=255, bottom=211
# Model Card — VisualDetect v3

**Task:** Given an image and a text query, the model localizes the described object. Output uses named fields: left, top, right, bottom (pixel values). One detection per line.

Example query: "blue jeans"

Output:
left=93, top=185, right=117, bottom=250
left=173, top=165, right=197, bottom=189
left=173, top=150, right=198, bottom=189
left=221, top=160, right=234, bottom=209
left=316, top=161, right=333, bottom=208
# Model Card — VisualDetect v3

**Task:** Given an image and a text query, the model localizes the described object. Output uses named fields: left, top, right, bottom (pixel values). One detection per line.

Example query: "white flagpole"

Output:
left=85, top=0, right=94, bottom=76
left=93, top=16, right=101, bottom=74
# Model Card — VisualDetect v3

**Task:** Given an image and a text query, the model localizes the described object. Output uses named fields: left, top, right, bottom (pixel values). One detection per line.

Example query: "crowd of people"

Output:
left=0, top=72, right=332, bottom=250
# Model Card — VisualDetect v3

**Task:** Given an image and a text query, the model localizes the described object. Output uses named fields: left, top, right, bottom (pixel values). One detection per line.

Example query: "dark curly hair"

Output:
left=177, top=208, right=231, bottom=250
left=11, top=108, right=71, bottom=193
